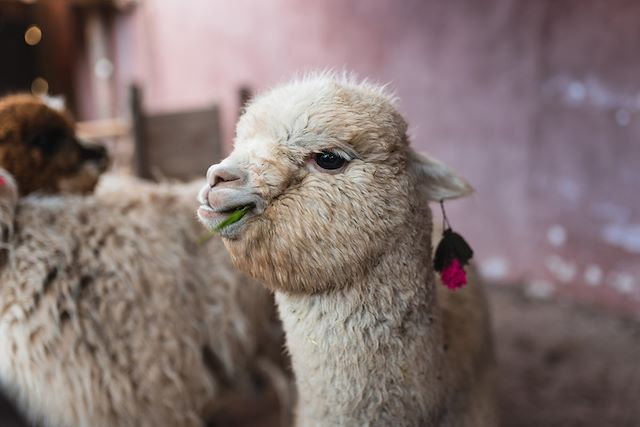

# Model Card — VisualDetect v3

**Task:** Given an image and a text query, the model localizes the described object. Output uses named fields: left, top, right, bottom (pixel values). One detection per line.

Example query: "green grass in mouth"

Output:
left=199, top=205, right=251, bottom=244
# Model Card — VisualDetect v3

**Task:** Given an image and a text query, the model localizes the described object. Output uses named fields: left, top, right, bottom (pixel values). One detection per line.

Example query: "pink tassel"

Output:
left=440, top=259, right=467, bottom=290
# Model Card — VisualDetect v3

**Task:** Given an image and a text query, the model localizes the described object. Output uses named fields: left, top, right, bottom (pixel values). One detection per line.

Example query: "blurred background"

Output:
left=3, top=0, right=638, bottom=313
left=1, top=0, right=639, bottom=425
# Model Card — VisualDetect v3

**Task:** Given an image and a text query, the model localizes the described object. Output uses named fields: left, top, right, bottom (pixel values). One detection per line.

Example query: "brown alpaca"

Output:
left=198, top=73, right=497, bottom=426
left=0, top=94, right=108, bottom=195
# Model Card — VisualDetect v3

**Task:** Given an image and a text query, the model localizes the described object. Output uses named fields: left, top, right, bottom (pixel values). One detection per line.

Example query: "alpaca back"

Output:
left=0, top=174, right=282, bottom=427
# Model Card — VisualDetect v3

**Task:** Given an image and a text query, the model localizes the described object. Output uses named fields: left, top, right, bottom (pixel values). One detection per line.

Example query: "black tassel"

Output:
left=433, top=228, right=474, bottom=272
left=433, top=201, right=474, bottom=290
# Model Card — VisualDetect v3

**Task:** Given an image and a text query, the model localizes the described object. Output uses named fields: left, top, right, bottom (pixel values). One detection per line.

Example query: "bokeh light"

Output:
left=24, top=25, right=42, bottom=46
left=30, top=77, right=48, bottom=95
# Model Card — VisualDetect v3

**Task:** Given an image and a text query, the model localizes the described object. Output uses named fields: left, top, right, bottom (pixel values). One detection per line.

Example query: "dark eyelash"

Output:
left=314, top=149, right=352, bottom=161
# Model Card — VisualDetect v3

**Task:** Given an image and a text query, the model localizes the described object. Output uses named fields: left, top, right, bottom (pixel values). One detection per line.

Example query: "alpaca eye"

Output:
left=313, top=151, right=347, bottom=171
left=30, top=129, right=65, bottom=154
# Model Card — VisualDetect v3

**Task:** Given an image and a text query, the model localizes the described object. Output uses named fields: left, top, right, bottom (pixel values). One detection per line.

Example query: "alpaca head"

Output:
left=198, top=74, right=471, bottom=294
left=0, top=94, right=109, bottom=196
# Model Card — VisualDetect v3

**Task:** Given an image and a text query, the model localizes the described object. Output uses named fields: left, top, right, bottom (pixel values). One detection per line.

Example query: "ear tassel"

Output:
left=433, top=201, right=474, bottom=290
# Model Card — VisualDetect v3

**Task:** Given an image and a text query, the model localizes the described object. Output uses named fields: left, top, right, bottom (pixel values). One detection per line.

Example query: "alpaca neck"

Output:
left=276, top=226, right=448, bottom=426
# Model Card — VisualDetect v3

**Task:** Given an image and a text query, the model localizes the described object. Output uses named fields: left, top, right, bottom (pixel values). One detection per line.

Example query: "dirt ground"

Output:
left=1, top=284, right=639, bottom=426
left=491, top=285, right=640, bottom=427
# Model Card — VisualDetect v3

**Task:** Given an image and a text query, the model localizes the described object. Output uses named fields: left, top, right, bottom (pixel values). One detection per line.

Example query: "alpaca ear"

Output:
left=410, top=150, right=474, bottom=201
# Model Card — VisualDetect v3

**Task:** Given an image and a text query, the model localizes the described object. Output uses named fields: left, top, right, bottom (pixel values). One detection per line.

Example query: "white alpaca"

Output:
left=198, top=73, right=497, bottom=426
left=0, top=170, right=285, bottom=427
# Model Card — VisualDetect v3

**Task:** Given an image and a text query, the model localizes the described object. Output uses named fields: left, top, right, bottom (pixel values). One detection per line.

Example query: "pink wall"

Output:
left=111, top=0, right=640, bottom=313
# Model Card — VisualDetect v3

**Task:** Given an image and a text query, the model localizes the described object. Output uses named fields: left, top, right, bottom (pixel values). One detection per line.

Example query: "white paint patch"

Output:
left=544, top=75, right=640, bottom=115
left=526, top=279, right=555, bottom=300
left=567, top=81, right=587, bottom=102
left=547, top=225, right=567, bottom=247
left=557, top=178, right=582, bottom=203
left=479, top=257, right=508, bottom=280
left=545, top=255, right=577, bottom=283
left=602, top=223, right=640, bottom=253
left=609, top=272, right=637, bottom=295
left=615, top=109, right=631, bottom=127
left=584, top=264, right=603, bottom=287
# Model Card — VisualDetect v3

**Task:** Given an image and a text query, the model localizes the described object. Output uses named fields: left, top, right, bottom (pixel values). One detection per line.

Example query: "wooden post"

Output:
left=130, top=84, right=149, bottom=179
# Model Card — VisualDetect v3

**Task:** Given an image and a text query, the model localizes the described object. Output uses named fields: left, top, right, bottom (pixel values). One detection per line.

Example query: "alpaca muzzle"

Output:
left=206, top=163, right=247, bottom=188
left=78, top=139, right=110, bottom=172
left=197, top=163, right=264, bottom=237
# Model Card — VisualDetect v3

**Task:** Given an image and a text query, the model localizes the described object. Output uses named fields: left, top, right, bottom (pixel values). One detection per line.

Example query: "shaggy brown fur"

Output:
left=0, top=170, right=286, bottom=427
left=0, top=94, right=108, bottom=196
left=198, top=73, right=496, bottom=426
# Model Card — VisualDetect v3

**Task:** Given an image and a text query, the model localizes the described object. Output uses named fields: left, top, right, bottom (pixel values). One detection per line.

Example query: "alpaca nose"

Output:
left=79, top=140, right=110, bottom=172
left=206, top=163, right=246, bottom=188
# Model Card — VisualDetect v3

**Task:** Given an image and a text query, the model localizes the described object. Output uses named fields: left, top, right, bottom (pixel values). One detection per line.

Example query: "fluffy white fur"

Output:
left=198, top=72, right=497, bottom=426
left=0, top=171, right=284, bottom=427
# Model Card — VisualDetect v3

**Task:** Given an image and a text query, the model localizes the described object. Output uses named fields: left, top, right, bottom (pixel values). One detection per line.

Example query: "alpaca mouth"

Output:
left=197, top=202, right=256, bottom=238
left=198, top=202, right=255, bottom=220
left=197, top=184, right=265, bottom=239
